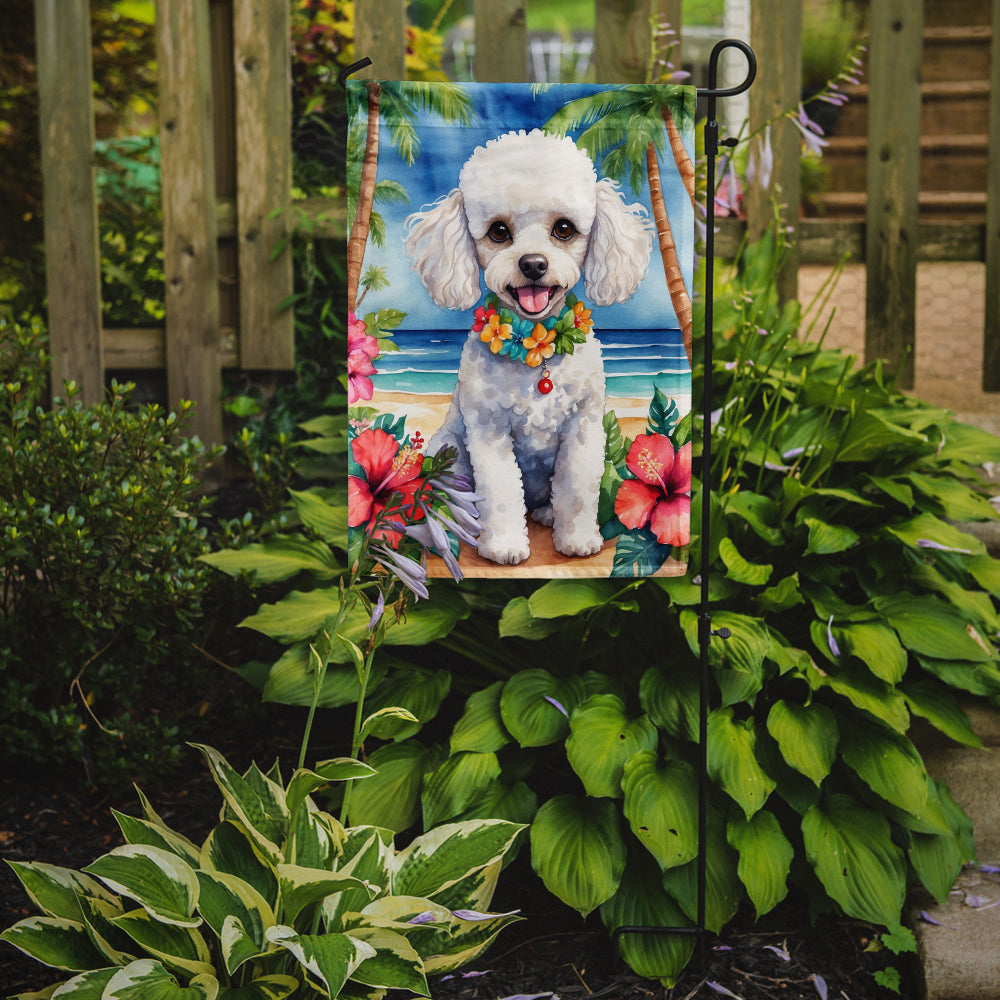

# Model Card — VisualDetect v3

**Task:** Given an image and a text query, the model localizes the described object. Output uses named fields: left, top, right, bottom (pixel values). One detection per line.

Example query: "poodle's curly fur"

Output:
left=404, top=129, right=653, bottom=565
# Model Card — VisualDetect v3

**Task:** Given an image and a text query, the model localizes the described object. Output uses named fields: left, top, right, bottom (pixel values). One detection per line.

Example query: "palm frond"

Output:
left=373, top=178, right=409, bottom=206
left=401, top=81, right=475, bottom=125
left=541, top=87, right=646, bottom=137
left=575, top=106, right=650, bottom=161
left=367, top=210, right=387, bottom=249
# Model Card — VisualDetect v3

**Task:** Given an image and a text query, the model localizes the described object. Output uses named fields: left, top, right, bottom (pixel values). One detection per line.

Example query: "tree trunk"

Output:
left=646, top=142, right=692, bottom=364
left=663, top=105, right=695, bottom=209
left=347, top=81, right=381, bottom=314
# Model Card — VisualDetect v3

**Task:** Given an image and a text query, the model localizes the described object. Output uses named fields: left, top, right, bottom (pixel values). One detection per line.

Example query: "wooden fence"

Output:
left=33, top=0, right=1000, bottom=446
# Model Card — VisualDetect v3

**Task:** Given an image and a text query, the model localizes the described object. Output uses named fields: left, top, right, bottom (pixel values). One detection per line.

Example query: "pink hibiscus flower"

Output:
left=614, top=434, right=692, bottom=547
left=348, top=312, right=379, bottom=404
left=348, top=428, right=425, bottom=546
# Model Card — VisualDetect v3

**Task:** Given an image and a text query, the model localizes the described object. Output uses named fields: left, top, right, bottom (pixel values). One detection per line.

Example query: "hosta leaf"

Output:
left=967, top=553, right=1000, bottom=597
left=885, top=512, right=985, bottom=556
left=916, top=655, right=1000, bottom=697
left=566, top=695, right=658, bottom=798
left=421, top=751, right=502, bottom=828
left=83, top=846, right=200, bottom=928
left=200, top=536, right=339, bottom=584
left=199, top=822, right=278, bottom=910
left=498, top=596, right=564, bottom=639
left=362, top=668, right=451, bottom=740
left=288, top=488, right=347, bottom=544
left=724, top=490, right=784, bottom=545
left=755, top=573, right=805, bottom=614
left=103, top=959, right=218, bottom=1000
left=660, top=811, right=741, bottom=933
left=803, top=517, right=858, bottom=556
left=765, top=701, right=838, bottom=786
left=215, top=975, right=299, bottom=1000
left=909, top=829, right=965, bottom=905
left=718, top=537, right=772, bottom=585
left=727, top=811, right=793, bottom=917
left=346, top=926, right=428, bottom=994
left=936, top=421, right=1000, bottom=464
left=499, top=670, right=585, bottom=747
left=621, top=751, right=699, bottom=870
left=453, top=779, right=538, bottom=827
left=526, top=579, right=617, bottom=618
left=277, top=865, right=374, bottom=925
left=707, top=708, right=776, bottom=818
left=802, top=793, right=906, bottom=926
left=112, top=813, right=201, bottom=868
left=47, top=967, right=117, bottom=998
left=111, top=909, right=214, bottom=978
left=190, top=746, right=287, bottom=862
left=285, top=759, right=376, bottom=822
left=809, top=661, right=910, bottom=732
left=838, top=718, right=928, bottom=816
left=874, top=594, right=995, bottom=662
left=901, top=680, right=982, bottom=748
left=393, top=820, right=524, bottom=900
left=450, top=682, right=511, bottom=754
left=529, top=795, right=626, bottom=917
left=599, top=853, right=694, bottom=987
left=75, top=894, right=136, bottom=967
left=360, top=706, right=421, bottom=742
left=322, top=829, right=394, bottom=930
left=265, top=926, right=375, bottom=997
left=347, top=740, right=442, bottom=832
left=423, top=907, right=522, bottom=974
left=0, top=916, right=107, bottom=971
left=906, top=472, right=998, bottom=521
left=5, top=862, right=118, bottom=923
left=834, top=410, right=927, bottom=463
left=832, top=621, right=907, bottom=684
left=195, top=871, right=273, bottom=973
left=681, top=610, right=770, bottom=706
left=639, top=664, right=699, bottom=742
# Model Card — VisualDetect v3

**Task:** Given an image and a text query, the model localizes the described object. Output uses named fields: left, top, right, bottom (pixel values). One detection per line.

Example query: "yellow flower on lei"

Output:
left=480, top=312, right=512, bottom=354
left=523, top=323, right=557, bottom=368
left=572, top=301, right=593, bottom=333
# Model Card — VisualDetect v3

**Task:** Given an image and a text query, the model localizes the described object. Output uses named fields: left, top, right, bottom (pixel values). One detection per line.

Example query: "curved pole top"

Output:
left=697, top=39, right=756, bottom=99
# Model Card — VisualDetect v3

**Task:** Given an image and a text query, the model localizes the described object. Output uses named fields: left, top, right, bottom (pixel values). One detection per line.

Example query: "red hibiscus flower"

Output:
left=348, top=428, right=426, bottom=545
left=614, top=434, right=691, bottom=547
left=472, top=304, right=497, bottom=333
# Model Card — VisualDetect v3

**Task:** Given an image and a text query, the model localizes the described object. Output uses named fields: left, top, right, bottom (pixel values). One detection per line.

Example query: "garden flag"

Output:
left=347, top=81, right=695, bottom=579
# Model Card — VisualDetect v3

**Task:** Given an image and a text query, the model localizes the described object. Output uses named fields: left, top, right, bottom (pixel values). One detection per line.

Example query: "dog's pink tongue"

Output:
left=516, top=285, right=550, bottom=314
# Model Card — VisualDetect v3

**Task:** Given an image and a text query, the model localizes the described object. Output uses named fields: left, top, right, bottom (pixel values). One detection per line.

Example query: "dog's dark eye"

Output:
left=552, top=219, right=577, bottom=241
left=487, top=220, right=512, bottom=243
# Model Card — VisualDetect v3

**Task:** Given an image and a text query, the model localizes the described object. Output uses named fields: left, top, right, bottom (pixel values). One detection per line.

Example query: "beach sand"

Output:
left=366, top=390, right=691, bottom=580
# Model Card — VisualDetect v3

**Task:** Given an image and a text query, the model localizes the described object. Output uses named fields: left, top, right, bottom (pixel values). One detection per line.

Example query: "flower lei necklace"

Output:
left=472, top=292, right=594, bottom=394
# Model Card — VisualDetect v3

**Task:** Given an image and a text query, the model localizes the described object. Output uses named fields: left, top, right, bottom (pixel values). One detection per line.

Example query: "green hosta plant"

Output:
left=1, top=744, right=523, bottom=999
left=341, top=232, right=1000, bottom=985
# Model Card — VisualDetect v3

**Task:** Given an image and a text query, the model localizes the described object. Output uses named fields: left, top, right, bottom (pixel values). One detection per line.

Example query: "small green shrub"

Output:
left=0, top=317, right=220, bottom=782
left=1, top=743, right=524, bottom=998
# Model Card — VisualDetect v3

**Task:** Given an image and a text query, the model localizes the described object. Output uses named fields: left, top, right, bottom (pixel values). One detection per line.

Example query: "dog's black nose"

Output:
left=519, top=254, right=548, bottom=281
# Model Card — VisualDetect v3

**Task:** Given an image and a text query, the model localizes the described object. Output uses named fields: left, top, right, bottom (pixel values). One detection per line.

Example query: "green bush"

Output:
left=212, top=231, right=1000, bottom=986
left=0, top=316, right=220, bottom=783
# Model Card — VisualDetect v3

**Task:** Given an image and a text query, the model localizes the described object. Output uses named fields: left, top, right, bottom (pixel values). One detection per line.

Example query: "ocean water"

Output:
left=371, top=328, right=691, bottom=399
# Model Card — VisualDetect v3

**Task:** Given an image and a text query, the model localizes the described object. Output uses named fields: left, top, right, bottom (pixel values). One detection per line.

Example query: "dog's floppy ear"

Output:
left=584, top=179, right=654, bottom=306
left=404, top=189, right=481, bottom=310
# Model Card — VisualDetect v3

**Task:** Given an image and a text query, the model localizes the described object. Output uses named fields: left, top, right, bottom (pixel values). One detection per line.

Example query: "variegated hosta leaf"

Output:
left=450, top=681, right=511, bottom=754
left=288, top=802, right=344, bottom=871
left=565, top=695, right=658, bottom=798
left=529, top=795, right=626, bottom=917
left=765, top=700, right=838, bottom=786
left=112, top=811, right=201, bottom=868
left=214, top=975, right=300, bottom=1000
left=599, top=854, right=694, bottom=987
left=706, top=707, right=776, bottom=819
left=102, top=958, right=218, bottom=999
left=4, top=862, right=118, bottom=922
left=200, top=822, right=278, bottom=910
left=77, top=894, right=136, bottom=966
left=195, top=871, right=274, bottom=974
left=265, top=926, right=375, bottom=998
left=345, top=926, right=429, bottom=995
left=47, top=966, right=118, bottom=997
left=83, top=845, right=200, bottom=928
left=110, top=908, right=214, bottom=978
left=276, top=864, right=375, bottom=925
left=323, top=829, right=393, bottom=931
left=191, top=745, right=287, bottom=863
left=391, top=820, right=524, bottom=901
left=0, top=916, right=107, bottom=972
left=420, top=907, right=522, bottom=975
left=727, top=810, right=793, bottom=918
left=285, top=761, right=376, bottom=823
left=424, top=860, right=501, bottom=915
left=621, top=751, right=699, bottom=871
left=802, top=793, right=906, bottom=926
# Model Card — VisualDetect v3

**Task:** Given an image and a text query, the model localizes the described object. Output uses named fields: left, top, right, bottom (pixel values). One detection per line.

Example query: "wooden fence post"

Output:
left=746, top=0, right=801, bottom=305
left=983, top=0, right=1000, bottom=390
left=474, top=0, right=527, bottom=82
left=34, top=0, right=104, bottom=405
left=864, top=0, right=923, bottom=389
left=354, top=0, right=406, bottom=79
left=157, top=0, right=223, bottom=445
left=594, top=0, right=652, bottom=83
left=233, top=0, right=294, bottom=370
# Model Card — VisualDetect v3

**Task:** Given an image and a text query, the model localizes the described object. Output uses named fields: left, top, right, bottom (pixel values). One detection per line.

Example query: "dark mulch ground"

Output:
left=1, top=744, right=915, bottom=1000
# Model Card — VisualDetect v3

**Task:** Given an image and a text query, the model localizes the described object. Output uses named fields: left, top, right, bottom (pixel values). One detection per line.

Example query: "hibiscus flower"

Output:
left=480, top=312, right=512, bottom=354
left=523, top=323, right=556, bottom=368
left=348, top=312, right=380, bottom=404
left=348, top=428, right=426, bottom=545
left=614, top=434, right=691, bottom=547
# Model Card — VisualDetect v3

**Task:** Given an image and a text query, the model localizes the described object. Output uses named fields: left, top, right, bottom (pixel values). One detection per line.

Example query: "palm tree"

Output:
left=543, top=85, right=697, bottom=362
left=347, top=81, right=474, bottom=313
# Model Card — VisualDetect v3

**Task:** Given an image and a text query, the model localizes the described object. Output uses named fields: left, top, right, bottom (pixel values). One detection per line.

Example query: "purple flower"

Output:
left=407, top=911, right=438, bottom=925
left=827, top=616, right=841, bottom=658
left=763, top=944, right=790, bottom=961
left=812, top=974, right=828, bottom=1000
left=367, top=591, right=385, bottom=631
left=706, top=983, right=742, bottom=999
left=544, top=695, right=569, bottom=718
left=405, top=507, right=463, bottom=581
left=370, top=543, right=429, bottom=600
left=791, top=104, right=829, bottom=156
left=451, top=908, right=520, bottom=921
left=917, top=538, right=973, bottom=554
left=747, top=125, right=773, bottom=190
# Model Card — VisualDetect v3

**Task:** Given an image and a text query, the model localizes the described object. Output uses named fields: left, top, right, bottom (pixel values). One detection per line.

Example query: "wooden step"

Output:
left=921, top=0, right=992, bottom=28
left=822, top=134, right=989, bottom=193
left=813, top=190, right=987, bottom=222
left=922, top=25, right=993, bottom=83
left=831, top=80, right=992, bottom=137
